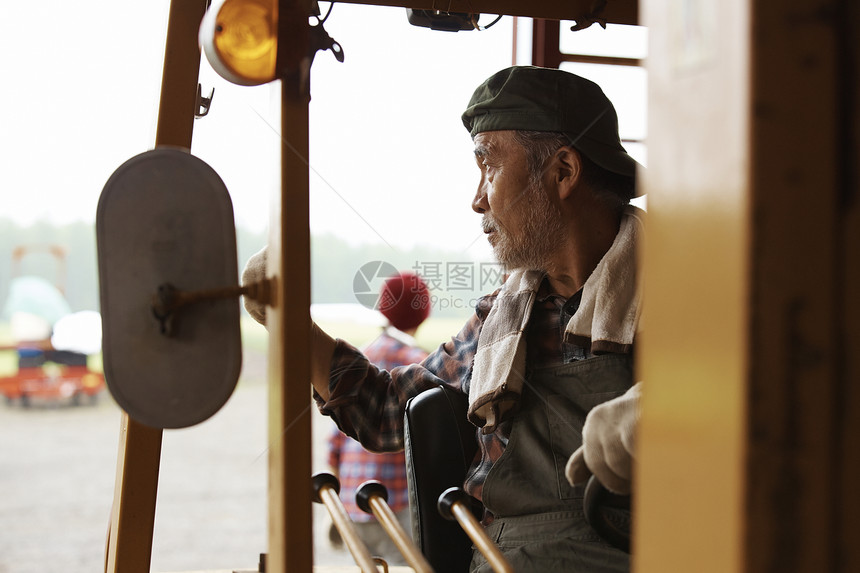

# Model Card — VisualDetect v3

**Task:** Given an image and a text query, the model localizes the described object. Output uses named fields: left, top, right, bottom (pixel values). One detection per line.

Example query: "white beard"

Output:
left=485, top=183, right=564, bottom=272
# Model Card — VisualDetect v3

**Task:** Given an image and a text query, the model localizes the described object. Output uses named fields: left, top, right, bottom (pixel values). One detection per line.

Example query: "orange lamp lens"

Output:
left=202, top=0, right=277, bottom=86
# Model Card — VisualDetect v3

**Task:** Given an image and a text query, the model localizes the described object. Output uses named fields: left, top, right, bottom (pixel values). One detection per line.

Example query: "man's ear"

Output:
left=552, top=146, right=582, bottom=201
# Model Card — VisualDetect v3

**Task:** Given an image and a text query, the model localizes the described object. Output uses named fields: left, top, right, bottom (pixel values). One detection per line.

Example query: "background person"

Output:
left=326, top=272, right=430, bottom=563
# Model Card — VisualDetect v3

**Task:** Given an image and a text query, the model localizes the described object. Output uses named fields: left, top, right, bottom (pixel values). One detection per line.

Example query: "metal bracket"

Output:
left=195, top=84, right=215, bottom=118
left=308, top=20, right=344, bottom=65
left=570, top=0, right=609, bottom=31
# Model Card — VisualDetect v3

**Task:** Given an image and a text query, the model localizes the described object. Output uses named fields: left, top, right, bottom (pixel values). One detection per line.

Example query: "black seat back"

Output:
left=404, top=385, right=479, bottom=572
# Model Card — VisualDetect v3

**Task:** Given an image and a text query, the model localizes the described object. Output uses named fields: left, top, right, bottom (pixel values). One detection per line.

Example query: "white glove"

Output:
left=241, top=246, right=268, bottom=326
left=565, top=381, right=641, bottom=495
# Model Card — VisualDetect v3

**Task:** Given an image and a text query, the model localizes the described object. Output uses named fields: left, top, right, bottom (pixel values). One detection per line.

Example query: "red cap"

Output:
left=378, top=272, right=431, bottom=331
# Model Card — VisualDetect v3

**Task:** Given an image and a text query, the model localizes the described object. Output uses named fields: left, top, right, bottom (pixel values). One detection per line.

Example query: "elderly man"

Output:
left=246, top=65, right=642, bottom=572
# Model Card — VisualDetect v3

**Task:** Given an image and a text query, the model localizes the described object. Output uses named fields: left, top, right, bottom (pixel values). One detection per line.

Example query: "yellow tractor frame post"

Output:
left=105, top=1, right=209, bottom=571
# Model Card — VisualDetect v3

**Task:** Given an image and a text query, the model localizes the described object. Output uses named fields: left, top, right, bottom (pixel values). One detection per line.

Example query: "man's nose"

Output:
left=472, top=184, right=488, bottom=214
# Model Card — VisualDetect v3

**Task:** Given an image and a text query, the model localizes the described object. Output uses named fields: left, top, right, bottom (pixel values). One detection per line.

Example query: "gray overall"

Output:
left=470, top=354, right=633, bottom=572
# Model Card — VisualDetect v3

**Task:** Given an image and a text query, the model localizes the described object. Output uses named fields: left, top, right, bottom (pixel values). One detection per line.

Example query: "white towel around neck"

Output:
left=467, top=205, right=644, bottom=433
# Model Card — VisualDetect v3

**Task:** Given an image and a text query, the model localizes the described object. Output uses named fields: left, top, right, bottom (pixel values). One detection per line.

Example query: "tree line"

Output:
left=0, top=218, right=496, bottom=320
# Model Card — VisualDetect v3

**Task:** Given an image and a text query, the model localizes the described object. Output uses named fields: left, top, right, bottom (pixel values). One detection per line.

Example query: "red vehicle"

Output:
left=0, top=246, right=105, bottom=406
left=0, top=345, right=105, bottom=407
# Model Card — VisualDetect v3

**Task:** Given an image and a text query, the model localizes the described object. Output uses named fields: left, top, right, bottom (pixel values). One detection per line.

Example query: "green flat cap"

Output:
left=462, top=66, right=639, bottom=178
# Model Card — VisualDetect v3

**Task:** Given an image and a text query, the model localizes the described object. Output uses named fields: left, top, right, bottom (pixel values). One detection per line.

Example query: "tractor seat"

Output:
left=404, top=384, right=480, bottom=573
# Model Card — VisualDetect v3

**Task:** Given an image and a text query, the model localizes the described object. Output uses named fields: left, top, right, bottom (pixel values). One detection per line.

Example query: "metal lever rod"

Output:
left=151, top=279, right=273, bottom=335
left=312, top=473, right=380, bottom=573
left=438, top=487, right=513, bottom=573
left=356, top=481, right=434, bottom=573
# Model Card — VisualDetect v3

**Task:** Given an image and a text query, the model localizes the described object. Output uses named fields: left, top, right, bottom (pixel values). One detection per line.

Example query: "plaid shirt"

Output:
left=317, top=281, right=587, bottom=506
left=327, top=329, right=428, bottom=521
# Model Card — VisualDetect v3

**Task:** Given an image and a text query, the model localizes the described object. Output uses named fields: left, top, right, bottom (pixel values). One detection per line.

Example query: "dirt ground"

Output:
left=0, top=350, right=360, bottom=573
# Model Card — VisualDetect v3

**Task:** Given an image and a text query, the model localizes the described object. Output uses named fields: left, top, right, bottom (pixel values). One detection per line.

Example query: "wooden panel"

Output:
left=746, top=1, right=859, bottom=571
left=336, top=0, right=638, bottom=25
left=839, top=7, right=860, bottom=572
left=636, top=0, right=749, bottom=571
left=641, top=1, right=860, bottom=572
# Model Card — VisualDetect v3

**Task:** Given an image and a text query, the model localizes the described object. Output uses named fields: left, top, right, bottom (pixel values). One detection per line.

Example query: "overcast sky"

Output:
left=1, top=2, right=645, bottom=258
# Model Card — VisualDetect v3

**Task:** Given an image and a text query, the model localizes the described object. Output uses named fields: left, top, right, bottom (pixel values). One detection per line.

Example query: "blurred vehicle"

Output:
left=0, top=246, right=105, bottom=407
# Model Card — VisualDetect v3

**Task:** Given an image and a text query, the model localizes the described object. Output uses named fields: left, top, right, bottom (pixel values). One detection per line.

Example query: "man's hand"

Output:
left=565, top=382, right=641, bottom=495
left=241, top=246, right=268, bottom=325
left=240, top=244, right=336, bottom=400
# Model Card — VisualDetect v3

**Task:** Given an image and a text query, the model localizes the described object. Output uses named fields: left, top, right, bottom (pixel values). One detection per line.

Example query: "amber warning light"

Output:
left=200, top=0, right=277, bottom=86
